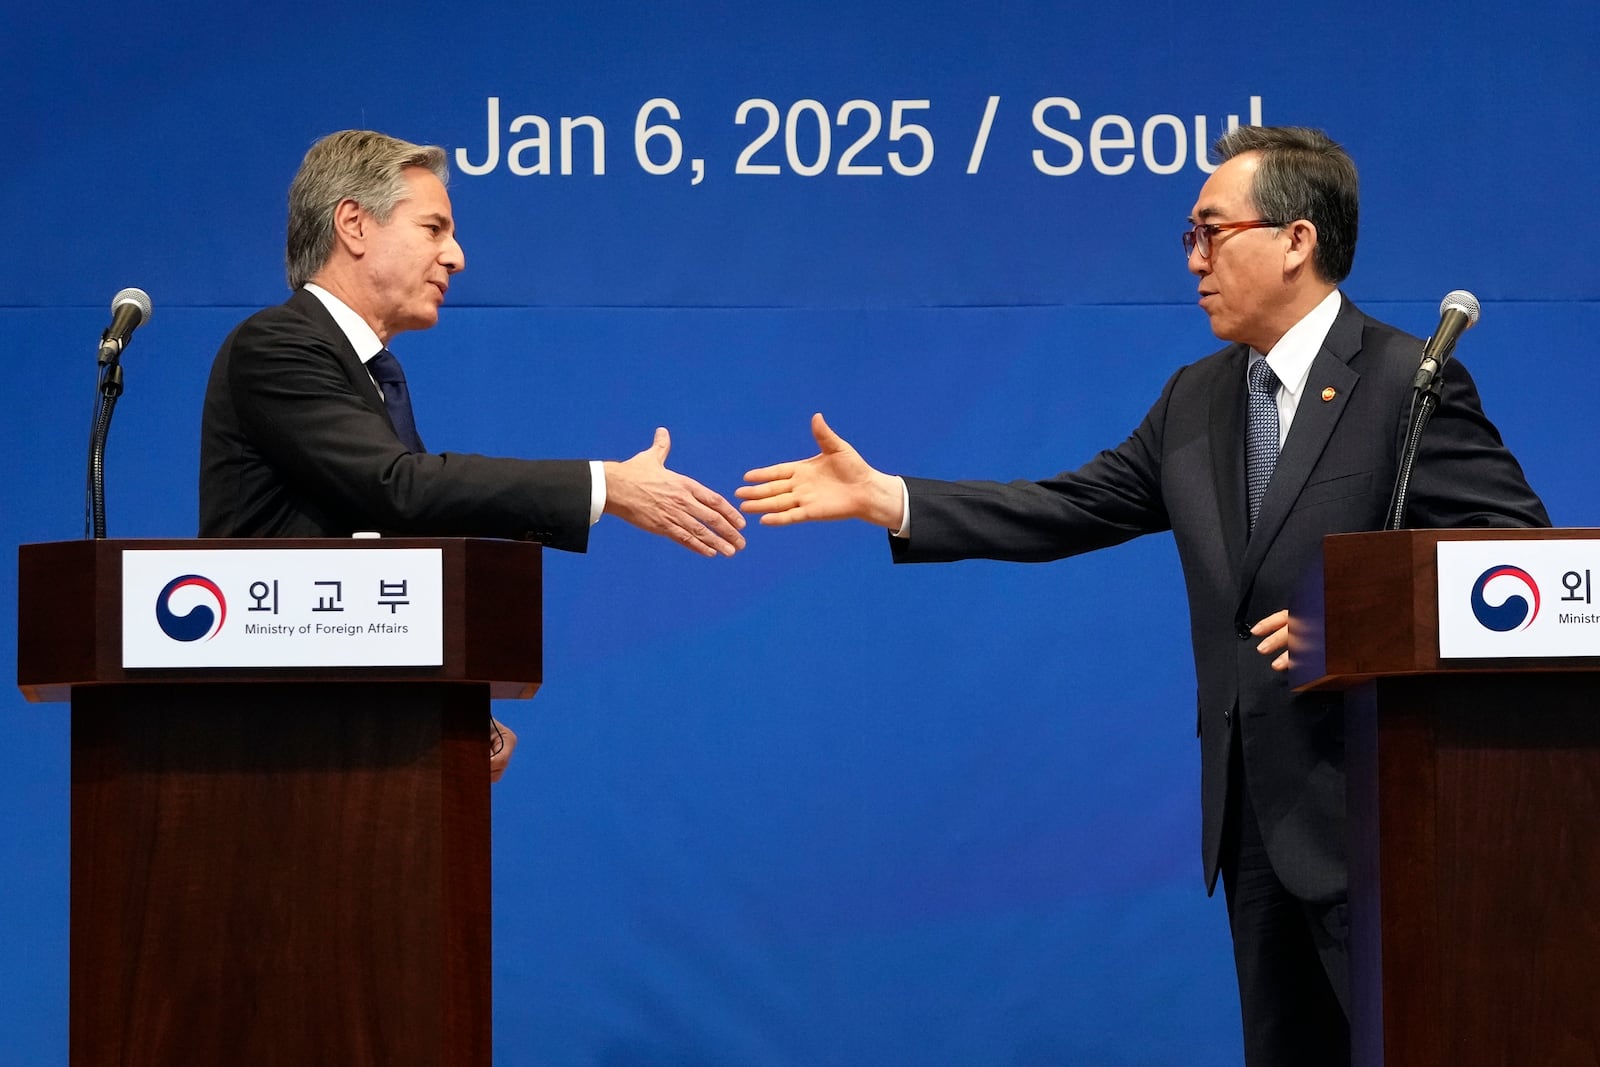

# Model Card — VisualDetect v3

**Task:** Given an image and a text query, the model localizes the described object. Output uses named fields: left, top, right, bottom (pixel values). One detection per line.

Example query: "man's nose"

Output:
left=443, top=236, right=465, bottom=273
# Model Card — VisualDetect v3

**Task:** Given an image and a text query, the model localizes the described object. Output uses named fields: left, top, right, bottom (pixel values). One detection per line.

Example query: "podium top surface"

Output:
left=16, top=538, right=544, bottom=702
left=1290, top=528, right=1600, bottom=692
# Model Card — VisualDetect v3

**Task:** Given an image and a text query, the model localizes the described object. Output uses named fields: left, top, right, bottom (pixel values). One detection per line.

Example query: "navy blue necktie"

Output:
left=368, top=349, right=425, bottom=453
left=1246, top=358, right=1280, bottom=531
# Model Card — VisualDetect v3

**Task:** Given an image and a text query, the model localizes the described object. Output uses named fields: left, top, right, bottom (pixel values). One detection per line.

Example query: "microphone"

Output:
left=1413, top=289, right=1479, bottom=390
left=1390, top=289, right=1483, bottom=528
left=97, top=287, right=152, bottom=363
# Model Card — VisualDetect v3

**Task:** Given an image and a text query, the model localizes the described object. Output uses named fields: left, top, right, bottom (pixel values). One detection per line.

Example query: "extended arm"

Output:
left=207, top=302, right=744, bottom=554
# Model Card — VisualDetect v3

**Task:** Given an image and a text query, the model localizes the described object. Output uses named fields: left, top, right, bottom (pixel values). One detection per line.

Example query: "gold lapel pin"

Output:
left=1321, top=387, right=1337, bottom=402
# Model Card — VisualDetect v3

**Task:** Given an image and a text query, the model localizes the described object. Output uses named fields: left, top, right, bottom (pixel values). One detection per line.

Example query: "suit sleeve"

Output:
left=227, top=308, right=593, bottom=547
left=1399, top=358, right=1550, bottom=530
left=890, top=367, right=1180, bottom=564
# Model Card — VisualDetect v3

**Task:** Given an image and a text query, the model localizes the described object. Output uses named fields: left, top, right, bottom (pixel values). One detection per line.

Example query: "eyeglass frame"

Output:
left=1182, top=219, right=1284, bottom=259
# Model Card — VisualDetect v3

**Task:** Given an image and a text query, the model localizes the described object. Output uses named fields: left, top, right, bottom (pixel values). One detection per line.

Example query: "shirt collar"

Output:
left=303, top=283, right=385, bottom=364
left=1249, top=288, right=1343, bottom=400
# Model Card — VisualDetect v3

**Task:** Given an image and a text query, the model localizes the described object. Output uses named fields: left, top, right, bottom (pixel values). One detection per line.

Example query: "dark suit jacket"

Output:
left=200, top=288, right=592, bottom=548
left=891, top=297, right=1549, bottom=901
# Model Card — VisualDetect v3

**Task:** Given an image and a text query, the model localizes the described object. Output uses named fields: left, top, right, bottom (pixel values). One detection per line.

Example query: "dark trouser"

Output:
left=1220, top=735, right=1350, bottom=1067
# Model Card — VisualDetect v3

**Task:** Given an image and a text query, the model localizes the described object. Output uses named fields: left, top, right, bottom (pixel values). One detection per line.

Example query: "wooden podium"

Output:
left=1290, top=529, right=1600, bottom=1067
left=17, top=538, right=543, bottom=1067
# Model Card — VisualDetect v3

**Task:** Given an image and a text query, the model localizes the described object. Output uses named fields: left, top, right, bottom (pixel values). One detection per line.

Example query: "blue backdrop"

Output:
left=5, top=2, right=1597, bottom=1063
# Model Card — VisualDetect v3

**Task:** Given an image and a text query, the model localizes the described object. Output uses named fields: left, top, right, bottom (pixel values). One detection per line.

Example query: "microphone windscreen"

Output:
left=110, top=287, right=152, bottom=325
left=1439, top=289, right=1479, bottom=327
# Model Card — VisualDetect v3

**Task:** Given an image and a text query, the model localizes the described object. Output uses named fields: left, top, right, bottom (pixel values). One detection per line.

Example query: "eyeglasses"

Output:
left=1182, top=219, right=1282, bottom=258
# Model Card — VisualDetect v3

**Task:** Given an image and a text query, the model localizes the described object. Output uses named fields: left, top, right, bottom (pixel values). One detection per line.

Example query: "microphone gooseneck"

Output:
left=1388, top=290, right=1482, bottom=530
left=87, top=287, right=151, bottom=537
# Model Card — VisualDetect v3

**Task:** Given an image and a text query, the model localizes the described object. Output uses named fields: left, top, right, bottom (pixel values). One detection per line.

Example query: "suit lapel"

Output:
left=1237, top=301, right=1366, bottom=586
left=1208, top=345, right=1250, bottom=572
left=290, top=288, right=390, bottom=421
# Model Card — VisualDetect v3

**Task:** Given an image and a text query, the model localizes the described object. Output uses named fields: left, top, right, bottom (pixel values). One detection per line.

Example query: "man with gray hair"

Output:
left=201, top=129, right=747, bottom=778
left=737, top=126, right=1548, bottom=1064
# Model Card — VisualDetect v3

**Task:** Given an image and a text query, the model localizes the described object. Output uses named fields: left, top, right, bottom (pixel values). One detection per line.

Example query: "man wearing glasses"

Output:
left=736, top=125, right=1547, bottom=1064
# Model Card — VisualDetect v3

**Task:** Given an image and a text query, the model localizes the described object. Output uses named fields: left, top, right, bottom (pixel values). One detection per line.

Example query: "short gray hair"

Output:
left=1212, top=126, right=1359, bottom=284
left=285, top=130, right=449, bottom=289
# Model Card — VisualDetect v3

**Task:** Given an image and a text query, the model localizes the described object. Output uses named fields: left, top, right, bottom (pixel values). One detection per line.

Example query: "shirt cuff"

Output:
left=891, top=476, right=911, bottom=539
left=589, top=460, right=606, bottom=526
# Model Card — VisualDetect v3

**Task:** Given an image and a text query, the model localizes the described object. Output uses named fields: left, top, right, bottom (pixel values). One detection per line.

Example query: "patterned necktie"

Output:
left=1246, top=358, right=1280, bottom=531
left=368, top=349, right=425, bottom=453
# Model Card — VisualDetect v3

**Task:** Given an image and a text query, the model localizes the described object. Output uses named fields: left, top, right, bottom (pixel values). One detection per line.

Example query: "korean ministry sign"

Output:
left=1437, top=540, right=1600, bottom=659
left=122, top=548, right=443, bottom=668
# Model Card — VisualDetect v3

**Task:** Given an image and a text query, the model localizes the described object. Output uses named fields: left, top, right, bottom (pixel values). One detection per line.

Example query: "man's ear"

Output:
left=330, top=198, right=368, bottom=257
left=1282, top=218, right=1319, bottom=277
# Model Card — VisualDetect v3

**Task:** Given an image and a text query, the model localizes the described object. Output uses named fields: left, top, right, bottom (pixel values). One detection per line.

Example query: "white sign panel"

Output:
left=122, top=549, right=443, bottom=668
left=1436, top=540, right=1600, bottom=659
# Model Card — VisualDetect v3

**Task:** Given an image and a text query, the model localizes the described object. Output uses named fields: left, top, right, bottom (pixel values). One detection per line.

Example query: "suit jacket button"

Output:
left=1236, top=625, right=1252, bottom=640
left=1224, top=710, right=1233, bottom=726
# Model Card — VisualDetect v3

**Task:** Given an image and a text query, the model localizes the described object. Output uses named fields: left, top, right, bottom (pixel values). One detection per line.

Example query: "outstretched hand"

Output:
left=604, top=428, right=747, bottom=557
left=737, top=413, right=903, bottom=529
